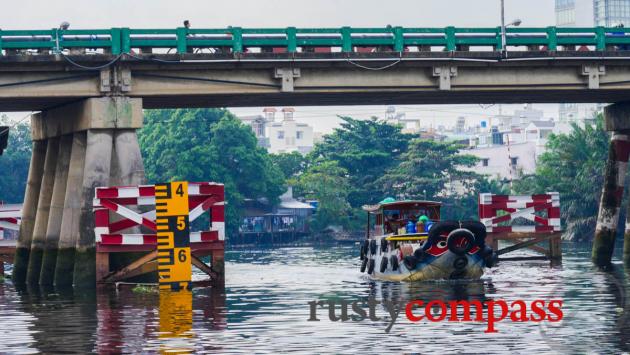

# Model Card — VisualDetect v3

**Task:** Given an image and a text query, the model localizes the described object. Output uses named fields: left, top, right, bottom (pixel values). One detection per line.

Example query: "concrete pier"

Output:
left=13, top=139, right=47, bottom=284
left=26, top=137, right=59, bottom=284
left=594, top=103, right=630, bottom=266
left=14, top=97, right=144, bottom=288
left=39, top=134, right=72, bottom=285
left=54, top=132, right=86, bottom=287
left=74, top=129, right=114, bottom=288
left=107, top=130, right=150, bottom=281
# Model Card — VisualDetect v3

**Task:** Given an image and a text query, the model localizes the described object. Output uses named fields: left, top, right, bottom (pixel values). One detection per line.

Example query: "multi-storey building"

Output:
left=239, top=107, right=316, bottom=155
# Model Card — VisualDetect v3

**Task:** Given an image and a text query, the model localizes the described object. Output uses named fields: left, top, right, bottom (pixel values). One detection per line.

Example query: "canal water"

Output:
left=0, top=243, right=629, bottom=354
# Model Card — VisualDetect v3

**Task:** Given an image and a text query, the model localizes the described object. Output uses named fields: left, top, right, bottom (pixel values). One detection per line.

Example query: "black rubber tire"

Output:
left=460, top=220, right=487, bottom=247
left=403, top=255, right=418, bottom=270
left=390, top=255, right=399, bottom=271
left=380, top=238, right=388, bottom=253
left=360, top=242, right=366, bottom=260
left=360, top=257, right=368, bottom=272
left=367, top=259, right=375, bottom=274
left=426, top=221, right=460, bottom=249
left=446, top=229, right=475, bottom=256
left=369, top=239, right=377, bottom=255
left=453, top=256, right=468, bottom=270
left=380, top=257, right=388, bottom=273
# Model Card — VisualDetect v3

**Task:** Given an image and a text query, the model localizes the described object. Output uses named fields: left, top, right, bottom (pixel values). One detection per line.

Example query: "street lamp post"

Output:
left=501, top=0, right=506, bottom=51
left=500, top=0, right=522, bottom=53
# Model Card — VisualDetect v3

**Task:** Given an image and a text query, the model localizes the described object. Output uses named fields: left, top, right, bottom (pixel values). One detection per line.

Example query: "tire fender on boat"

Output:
left=390, top=255, right=399, bottom=271
left=360, top=240, right=368, bottom=260
left=446, top=228, right=475, bottom=256
left=368, top=259, right=375, bottom=274
left=360, top=257, right=368, bottom=272
left=369, top=239, right=377, bottom=255
left=380, top=257, right=388, bottom=273
left=380, top=237, right=388, bottom=253
left=459, top=220, right=487, bottom=247
left=425, top=220, right=460, bottom=251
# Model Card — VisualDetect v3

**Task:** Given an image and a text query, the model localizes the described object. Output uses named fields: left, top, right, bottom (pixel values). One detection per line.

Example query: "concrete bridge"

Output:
left=4, top=25, right=630, bottom=287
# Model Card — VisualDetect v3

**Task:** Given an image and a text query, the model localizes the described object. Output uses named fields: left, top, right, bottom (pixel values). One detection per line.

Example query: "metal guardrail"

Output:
left=1, top=26, right=630, bottom=55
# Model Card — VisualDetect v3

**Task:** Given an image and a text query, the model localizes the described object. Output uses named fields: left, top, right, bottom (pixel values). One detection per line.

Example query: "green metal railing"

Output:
left=1, top=26, right=630, bottom=55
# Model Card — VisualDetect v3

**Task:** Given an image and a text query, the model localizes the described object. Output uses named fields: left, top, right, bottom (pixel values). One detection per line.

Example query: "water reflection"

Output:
left=3, top=244, right=630, bottom=353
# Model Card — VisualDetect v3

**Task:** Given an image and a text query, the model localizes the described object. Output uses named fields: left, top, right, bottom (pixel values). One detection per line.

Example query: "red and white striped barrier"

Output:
left=0, top=202, right=22, bottom=240
left=478, top=193, right=561, bottom=233
left=93, top=182, right=224, bottom=249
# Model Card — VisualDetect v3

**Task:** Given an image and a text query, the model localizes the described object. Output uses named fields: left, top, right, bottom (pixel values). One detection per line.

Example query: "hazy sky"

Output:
left=2, top=0, right=562, bottom=133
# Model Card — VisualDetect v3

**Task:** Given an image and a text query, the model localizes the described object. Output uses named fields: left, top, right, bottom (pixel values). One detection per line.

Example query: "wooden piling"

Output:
left=593, top=131, right=630, bottom=266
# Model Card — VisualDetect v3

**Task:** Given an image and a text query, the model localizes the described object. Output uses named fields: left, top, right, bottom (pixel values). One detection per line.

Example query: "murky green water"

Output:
left=0, top=243, right=629, bottom=354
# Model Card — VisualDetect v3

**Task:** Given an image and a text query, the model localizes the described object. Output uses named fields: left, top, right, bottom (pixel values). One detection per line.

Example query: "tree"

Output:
left=269, top=151, right=306, bottom=181
left=307, top=116, right=414, bottom=207
left=296, top=160, right=357, bottom=232
left=0, top=115, right=31, bottom=203
left=139, top=108, right=286, bottom=236
left=513, top=117, right=609, bottom=241
left=377, top=139, right=480, bottom=201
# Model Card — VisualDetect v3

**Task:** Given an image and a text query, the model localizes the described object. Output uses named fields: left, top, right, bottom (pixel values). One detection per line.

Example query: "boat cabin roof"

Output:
left=362, top=200, right=442, bottom=213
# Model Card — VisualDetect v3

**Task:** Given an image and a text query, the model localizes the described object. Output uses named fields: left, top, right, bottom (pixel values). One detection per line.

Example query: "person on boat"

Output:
left=385, top=212, right=400, bottom=234
left=418, top=215, right=433, bottom=232
left=406, top=216, right=417, bottom=234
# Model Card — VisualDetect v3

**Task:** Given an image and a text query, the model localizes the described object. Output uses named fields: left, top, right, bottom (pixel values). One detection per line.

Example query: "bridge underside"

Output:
left=2, top=51, right=630, bottom=111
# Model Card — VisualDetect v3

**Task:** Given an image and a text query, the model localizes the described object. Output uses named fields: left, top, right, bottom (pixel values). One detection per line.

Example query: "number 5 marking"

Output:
left=177, top=216, right=186, bottom=230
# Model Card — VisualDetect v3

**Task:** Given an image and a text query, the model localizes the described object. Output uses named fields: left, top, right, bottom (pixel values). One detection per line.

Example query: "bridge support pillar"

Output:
left=594, top=103, right=630, bottom=266
left=39, top=134, right=73, bottom=286
left=26, top=136, right=59, bottom=284
left=16, top=97, right=144, bottom=288
left=54, top=132, right=86, bottom=287
left=13, top=140, right=47, bottom=284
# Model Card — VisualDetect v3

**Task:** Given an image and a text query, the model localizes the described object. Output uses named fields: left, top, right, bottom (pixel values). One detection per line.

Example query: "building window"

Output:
left=277, top=131, right=284, bottom=139
left=296, top=131, right=303, bottom=139
left=481, top=158, right=489, bottom=167
left=511, top=157, right=519, bottom=166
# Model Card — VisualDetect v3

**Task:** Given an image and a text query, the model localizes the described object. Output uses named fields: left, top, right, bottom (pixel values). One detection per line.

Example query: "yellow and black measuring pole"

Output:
left=155, top=181, right=192, bottom=291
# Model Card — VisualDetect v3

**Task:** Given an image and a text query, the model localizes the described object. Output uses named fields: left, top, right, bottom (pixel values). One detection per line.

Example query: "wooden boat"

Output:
left=359, top=199, right=496, bottom=282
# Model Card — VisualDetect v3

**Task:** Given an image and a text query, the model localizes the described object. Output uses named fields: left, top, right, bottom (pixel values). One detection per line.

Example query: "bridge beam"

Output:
left=593, top=103, right=630, bottom=266
left=15, top=97, right=144, bottom=288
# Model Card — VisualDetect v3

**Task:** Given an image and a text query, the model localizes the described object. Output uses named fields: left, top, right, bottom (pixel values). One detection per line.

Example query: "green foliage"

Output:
left=295, top=160, right=358, bottom=232
left=514, top=117, right=609, bottom=241
left=0, top=115, right=31, bottom=203
left=270, top=151, right=306, bottom=181
left=378, top=139, right=480, bottom=200
left=139, top=108, right=286, bottom=237
left=308, top=117, right=414, bottom=207
left=375, top=138, right=504, bottom=221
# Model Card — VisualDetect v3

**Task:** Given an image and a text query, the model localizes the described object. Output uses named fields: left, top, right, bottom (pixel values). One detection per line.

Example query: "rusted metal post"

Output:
left=594, top=108, right=630, bottom=266
left=211, top=248, right=225, bottom=285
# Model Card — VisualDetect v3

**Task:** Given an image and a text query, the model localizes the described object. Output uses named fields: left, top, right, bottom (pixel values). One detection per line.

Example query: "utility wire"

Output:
left=0, top=111, right=36, bottom=141
left=61, top=53, right=123, bottom=70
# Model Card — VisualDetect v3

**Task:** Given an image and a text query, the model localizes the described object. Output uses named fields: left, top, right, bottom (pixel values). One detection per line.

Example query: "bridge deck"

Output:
left=3, top=26, right=630, bottom=110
